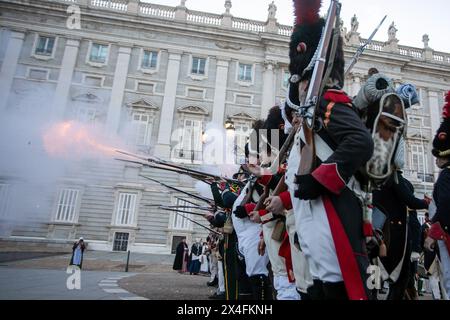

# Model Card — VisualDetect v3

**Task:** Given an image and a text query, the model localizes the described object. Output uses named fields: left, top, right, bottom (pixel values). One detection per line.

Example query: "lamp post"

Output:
left=225, top=117, right=236, bottom=164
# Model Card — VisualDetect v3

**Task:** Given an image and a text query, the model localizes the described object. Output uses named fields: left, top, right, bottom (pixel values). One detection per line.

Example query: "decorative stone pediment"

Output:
left=72, top=92, right=102, bottom=104
left=230, top=112, right=256, bottom=121
left=127, top=98, right=159, bottom=110
left=177, top=105, right=209, bottom=115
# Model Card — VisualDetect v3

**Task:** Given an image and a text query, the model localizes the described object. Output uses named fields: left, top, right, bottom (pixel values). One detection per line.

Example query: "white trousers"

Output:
left=263, top=220, right=300, bottom=300
left=285, top=210, right=313, bottom=293
left=438, top=241, right=450, bottom=300
left=209, top=254, right=218, bottom=281
left=217, top=260, right=225, bottom=293
left=293, top=198, right=342, bottom=283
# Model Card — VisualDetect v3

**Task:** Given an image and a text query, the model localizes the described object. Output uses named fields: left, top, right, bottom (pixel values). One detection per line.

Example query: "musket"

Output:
left=297, top=0, right=341, bottom=176
left=158, top=206, right=209, bottom=217
left=175, top=196, right=204, bottom=208
left=146, top=204, right=213, bottom=211
left=269, top=126, right=297, bottom=175
left=170, top=210, right=222, bottom=235
left=344, top=15, right=387, bottom=76
left=140, top=175, right=215, bottom=204
left=116, top=158, right=213, bottom=184
left=116, top=149, right=244, bottom=187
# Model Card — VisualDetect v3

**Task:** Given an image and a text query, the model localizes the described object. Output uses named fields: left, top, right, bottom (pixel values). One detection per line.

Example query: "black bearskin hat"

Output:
left=287, top=0, right=345, bottom=108
left=263, top=106, right=288, bottom=153
left=432, top=91, right=450, bottom=158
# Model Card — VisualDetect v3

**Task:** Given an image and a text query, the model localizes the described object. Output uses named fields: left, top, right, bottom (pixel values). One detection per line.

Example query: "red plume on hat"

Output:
left=294, top=0, right=322, bottom=26
left=443, top=91, right=450, bottom=119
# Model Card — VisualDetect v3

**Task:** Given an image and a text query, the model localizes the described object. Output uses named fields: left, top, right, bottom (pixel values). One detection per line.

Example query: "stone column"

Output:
left=106, top=45, right=131, bottom=133
left=260, top=60, right=275, bottom=118
left=211, top=59, right=229, bottom=125
left=51, top=38, right=80, bottom=119
left=428, top=90, right=442, bottom=179
left=0, top=29, right=25, bottom=111
left=351, top=74, right=361, bottom=97
left=155, top=52, right=182, bottom=159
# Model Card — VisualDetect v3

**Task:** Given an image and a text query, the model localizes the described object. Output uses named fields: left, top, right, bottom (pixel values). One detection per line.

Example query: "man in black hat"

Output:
left=424, top=91, right=450, bottom=298
left=284, top=0, right=374, bottom=300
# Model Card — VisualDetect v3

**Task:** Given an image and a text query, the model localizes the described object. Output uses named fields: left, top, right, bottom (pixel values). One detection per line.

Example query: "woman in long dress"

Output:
left=70, top=237, right=86, bottom=269
left=200, top=241, right=209, bottom=274
left=173, top=239, right=188, bottom=273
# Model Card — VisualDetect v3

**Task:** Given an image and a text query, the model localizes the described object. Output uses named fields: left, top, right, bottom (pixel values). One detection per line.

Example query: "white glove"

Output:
left=410, top=251, right=420, bottom=262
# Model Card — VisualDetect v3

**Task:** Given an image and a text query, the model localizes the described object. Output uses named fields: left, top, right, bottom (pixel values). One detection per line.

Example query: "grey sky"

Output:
left=145, top=0, right=450, bottom=53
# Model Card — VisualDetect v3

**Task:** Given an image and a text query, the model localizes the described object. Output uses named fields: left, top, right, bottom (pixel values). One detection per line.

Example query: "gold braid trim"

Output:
left=438, top=149, right=450, bottom=157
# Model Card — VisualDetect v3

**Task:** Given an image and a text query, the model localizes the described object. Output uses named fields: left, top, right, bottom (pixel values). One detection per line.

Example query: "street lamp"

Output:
left=225, top=117, right=235, bottom=131
left=225, top=117, right=237, bottom=164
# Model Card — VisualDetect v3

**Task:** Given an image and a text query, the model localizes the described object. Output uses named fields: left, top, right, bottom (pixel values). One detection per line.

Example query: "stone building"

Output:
left=0, top=0, right=449, bottom=253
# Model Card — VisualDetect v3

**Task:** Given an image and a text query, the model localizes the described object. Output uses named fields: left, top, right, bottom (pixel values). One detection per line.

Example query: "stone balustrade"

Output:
left=90, top=0, right=127, bottom=11
left=187, top=10, right=221, bottom=26
left=22, top=0, right=450, bottom=65
left=139, top=2, right=176, bottom=19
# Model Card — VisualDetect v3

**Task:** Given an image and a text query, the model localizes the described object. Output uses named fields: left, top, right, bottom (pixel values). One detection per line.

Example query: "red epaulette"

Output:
left=323, top=89, right=352, bottom=104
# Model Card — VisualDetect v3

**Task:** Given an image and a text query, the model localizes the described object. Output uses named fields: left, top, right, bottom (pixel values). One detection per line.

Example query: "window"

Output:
left=141, top=50, right=158, bottom=69
left=115, top=192, right=137, bottom=226
left=130, top=113, right=153, bottom=146
left=410, top=144, right=427, bottom=174
left=89, top=43, right=108, bottom=63
left=177, top=119, right=203, bottom=162
left=235, top=121, right=251, bottom=164
left=238, top=63, right=253, bottom=82
left=0, top=183, right=11, bottom=217
left=191, top=57, right=206, bottom=75
left=35, top=36, right=55, bottom=56
left=113, top=232, right=129, bottom=251
left=172, top=199, right=192, bottom=230
left=409, top=116, right=423, bottom=127
left=55, top=188, right=79, bottom=222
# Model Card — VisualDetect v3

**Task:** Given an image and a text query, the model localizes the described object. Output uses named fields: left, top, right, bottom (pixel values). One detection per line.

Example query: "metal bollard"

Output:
left=125, top=250, right=130, bottom=272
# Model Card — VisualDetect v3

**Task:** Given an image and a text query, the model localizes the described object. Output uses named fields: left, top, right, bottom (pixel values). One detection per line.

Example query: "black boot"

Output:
left=322, top=281, right=348, bottom=300
left=249, top=275, right=273, bottom=300
left=307, top=280, right=325, bottom=300
left=207, top=276, right=218, bottom=287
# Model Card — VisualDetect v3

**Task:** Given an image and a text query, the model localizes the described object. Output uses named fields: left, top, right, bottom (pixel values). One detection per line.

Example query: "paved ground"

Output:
left=0, top=250, right=436, bottom=300
left=119, top=272, right=216, bottom=300
left=0, top=267, right=142, bottom=300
